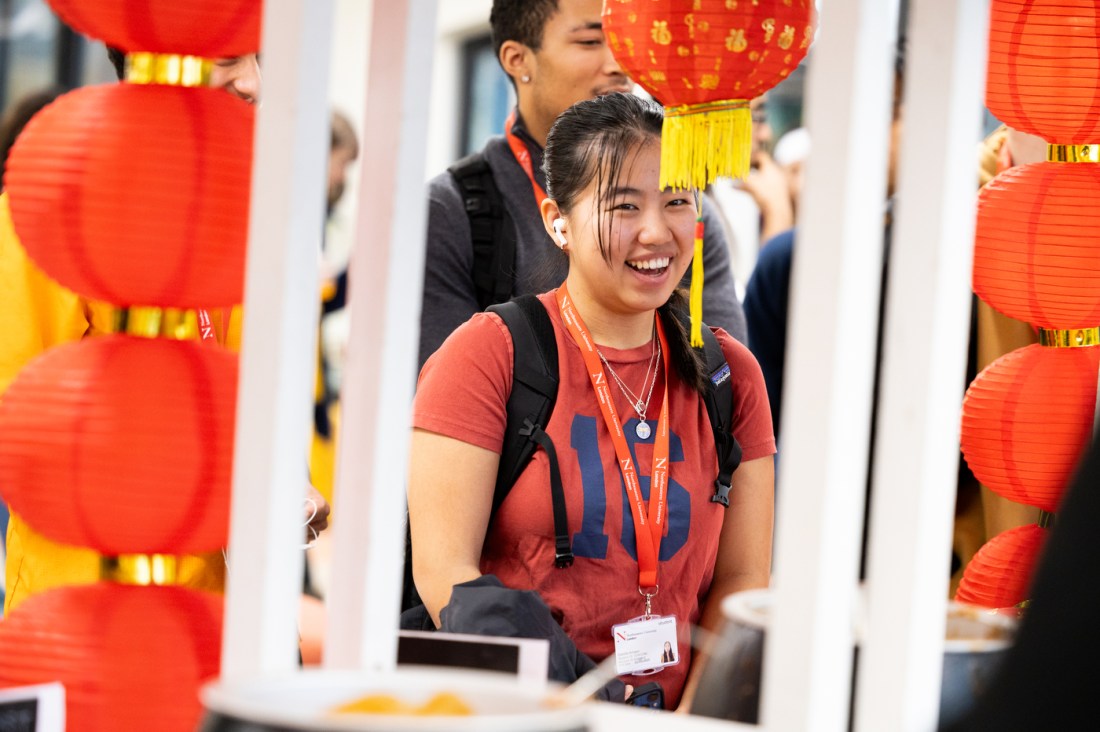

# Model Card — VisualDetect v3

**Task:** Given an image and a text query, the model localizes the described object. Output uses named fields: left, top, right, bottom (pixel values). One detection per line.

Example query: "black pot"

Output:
left=690, top=590, right=1016, bottom=728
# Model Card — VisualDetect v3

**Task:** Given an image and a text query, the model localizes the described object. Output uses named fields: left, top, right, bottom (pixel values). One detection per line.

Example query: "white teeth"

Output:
left=628, top=257, right=671, bottom=271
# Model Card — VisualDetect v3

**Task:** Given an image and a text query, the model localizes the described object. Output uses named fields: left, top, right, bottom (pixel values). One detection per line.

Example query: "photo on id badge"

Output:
left=612, top=615, right=679, bottom=675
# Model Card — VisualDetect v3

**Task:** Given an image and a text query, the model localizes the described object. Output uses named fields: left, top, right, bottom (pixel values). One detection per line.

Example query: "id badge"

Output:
left=611, top=615, right=679, bottom=675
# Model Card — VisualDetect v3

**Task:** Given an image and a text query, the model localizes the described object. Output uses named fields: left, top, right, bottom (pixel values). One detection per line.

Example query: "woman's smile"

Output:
left=625, top=255, right=672, bottom=275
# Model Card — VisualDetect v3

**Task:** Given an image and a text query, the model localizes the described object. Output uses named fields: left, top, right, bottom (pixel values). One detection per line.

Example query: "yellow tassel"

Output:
left=661, top=100, right=752, bottom=191
left=690, top=218, right=705, bottom=348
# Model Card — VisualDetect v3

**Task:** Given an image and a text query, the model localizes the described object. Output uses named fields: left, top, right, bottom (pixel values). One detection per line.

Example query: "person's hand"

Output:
left=624, top=684, right=634, bottom=703
left=304, top=485, right=331, bottom=543
left=741, top=149, right=794, bottom=241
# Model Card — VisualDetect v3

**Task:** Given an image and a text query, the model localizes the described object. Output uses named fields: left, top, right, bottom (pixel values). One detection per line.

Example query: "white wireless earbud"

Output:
left=552, top=217, right=567, bottom=247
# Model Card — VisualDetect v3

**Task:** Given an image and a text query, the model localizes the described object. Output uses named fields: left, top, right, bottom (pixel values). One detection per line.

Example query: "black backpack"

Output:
left=449, top=151, right=517, bottom=311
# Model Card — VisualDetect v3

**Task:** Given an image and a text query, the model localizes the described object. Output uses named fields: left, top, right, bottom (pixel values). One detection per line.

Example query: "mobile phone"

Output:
left=626, top=681, right=664, bottom=710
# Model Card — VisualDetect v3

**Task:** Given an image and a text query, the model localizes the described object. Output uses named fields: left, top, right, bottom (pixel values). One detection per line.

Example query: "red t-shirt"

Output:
left=413, top=290, right=775, bottom=707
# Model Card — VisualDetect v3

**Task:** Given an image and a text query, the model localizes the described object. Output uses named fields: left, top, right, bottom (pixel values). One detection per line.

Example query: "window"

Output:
left=458, top=33, right=512, bottom=158
left=2, top=0, right=59, bottom=110
left=0, top=0, right=109, bottom=117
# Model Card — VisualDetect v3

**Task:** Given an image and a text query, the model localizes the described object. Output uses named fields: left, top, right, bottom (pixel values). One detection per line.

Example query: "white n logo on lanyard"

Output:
left=197, top=309, right=216, bottom=342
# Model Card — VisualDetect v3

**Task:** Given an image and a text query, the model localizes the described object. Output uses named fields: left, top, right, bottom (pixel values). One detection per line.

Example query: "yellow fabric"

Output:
left=0, top=192, right=239, bottom=614
left=310, top=286, right=339, bottom=508
left=309, top=402, right=338, bottom=507
left=309, top=335, right=336, bottom=507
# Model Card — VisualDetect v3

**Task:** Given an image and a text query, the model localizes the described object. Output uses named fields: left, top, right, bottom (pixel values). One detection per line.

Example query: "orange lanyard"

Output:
left=556, top=285, right=670, bottom=591
left=504, top=110, right=548, bottom=207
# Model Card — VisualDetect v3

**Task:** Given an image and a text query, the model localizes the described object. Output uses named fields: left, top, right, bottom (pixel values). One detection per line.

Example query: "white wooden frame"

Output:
left=323, top=0, right=438, bottom=672
left=222, top=0, right=336, bottom=681
left=764, top=0, right=901, bottom=728
left=221, top=0, right=990, bottom=729
left=856, top=1, right=988, bottom=729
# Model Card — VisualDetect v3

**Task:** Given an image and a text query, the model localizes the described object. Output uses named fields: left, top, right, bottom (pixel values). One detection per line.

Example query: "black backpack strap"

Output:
left=448, top=152, right=516, bottom=310
left=487, top=295, right=572, bottom=568
left=697, top=326, right=743, bottom=507
left=401, top=295, right=563, bottom=613
left=522, top=421, right=573, bottom=568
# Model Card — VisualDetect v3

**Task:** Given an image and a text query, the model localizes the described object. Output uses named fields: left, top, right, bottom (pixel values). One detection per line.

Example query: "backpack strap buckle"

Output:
left=711, top=480, right=732, bottom=507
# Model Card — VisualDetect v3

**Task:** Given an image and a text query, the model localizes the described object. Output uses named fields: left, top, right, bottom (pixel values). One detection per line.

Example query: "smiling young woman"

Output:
left=407, top=93, right=776, bottom=711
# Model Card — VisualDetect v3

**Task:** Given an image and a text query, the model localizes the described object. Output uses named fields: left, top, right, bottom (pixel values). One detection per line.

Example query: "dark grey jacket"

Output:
left=401, top=575, right=626, bottom=702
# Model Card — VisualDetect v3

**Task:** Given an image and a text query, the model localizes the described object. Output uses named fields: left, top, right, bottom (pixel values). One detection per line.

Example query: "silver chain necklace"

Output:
left=597, top=331, right=661, bottom=439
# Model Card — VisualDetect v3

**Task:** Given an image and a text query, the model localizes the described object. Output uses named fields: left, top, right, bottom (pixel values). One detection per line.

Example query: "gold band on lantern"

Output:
left=1037, top=327, right=1100, bottom=348
left=125, top=52, right=214, bottom=87
left=101, top=554, right=181, bottom=585
left=110, top=306, right=204, bottom=340
left=1047, top=144, right=1100, bottom=163
left=663, top=99, right=750, bottom=119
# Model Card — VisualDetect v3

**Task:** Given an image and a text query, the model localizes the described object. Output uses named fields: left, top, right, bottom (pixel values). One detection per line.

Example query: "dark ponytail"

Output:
left=659, top=290, right=708, bottom=396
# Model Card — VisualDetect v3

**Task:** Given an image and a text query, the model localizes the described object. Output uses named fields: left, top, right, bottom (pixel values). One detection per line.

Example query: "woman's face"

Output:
left=562, top=138, right=696, bottom=317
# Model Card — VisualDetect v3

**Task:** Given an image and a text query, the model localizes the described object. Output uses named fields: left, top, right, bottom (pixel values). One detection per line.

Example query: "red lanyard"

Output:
left=556, top=285, right=671, bottom=591
left=504, top=110, right=548, bottom=207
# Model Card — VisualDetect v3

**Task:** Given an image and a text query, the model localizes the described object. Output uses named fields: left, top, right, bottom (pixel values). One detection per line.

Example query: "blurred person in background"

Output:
left=707, top=94, right=796, bottom=297
left=0, top=87, right=64, bottom=191
left=0, top=85, right=64, bottom=604
left=771, top=125, right=810, bottom=221
left=314, top=109, right=359, bottom=458
left=302, top=111, right=362, bottom=662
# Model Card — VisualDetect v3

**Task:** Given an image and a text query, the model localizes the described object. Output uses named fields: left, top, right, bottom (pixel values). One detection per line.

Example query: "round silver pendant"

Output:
left=635, top=420, right=652, bottom=440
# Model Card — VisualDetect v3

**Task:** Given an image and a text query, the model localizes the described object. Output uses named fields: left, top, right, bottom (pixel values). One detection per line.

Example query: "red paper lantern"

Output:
left=604, top=0, right=816, bottom=187
left=986, top=0, right=1100, bottom=142
left=0, top=335, right=237, bottom=555
left=44, top=0, right=261, bottom=58
left=955, top=524, right=1047, bottom=609
left=0, top=584, right=222, bottom=732
left=974, top=161, right=1100, bottom=328
left=5, top=83, right=253, bottom=308
left=960, top=344, right=1099, bottom=512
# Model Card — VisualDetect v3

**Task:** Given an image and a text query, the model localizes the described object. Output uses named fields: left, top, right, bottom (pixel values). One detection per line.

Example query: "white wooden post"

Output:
left=221, top=0, right=336, bottom=680
left=323, top=0, right=438, bottom=671
left=855, top=0, right=988, bottom=729
left=761, top=0, right=901, bottom=730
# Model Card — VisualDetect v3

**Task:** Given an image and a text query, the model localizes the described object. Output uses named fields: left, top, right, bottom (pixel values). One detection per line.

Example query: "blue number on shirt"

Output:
left=570, top=414, right=610, bottom=559
left=570, top=414, right=691, bottom=562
